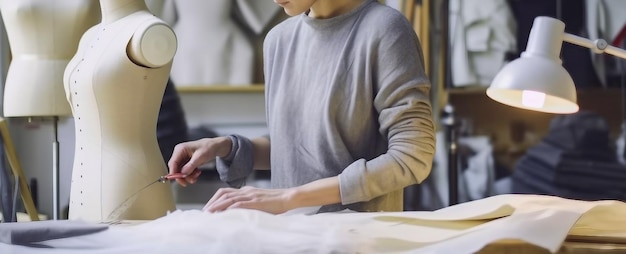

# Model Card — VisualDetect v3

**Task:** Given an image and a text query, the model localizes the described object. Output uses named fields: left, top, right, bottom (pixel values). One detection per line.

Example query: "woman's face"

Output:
left=274, top=0, right=317, bottom=16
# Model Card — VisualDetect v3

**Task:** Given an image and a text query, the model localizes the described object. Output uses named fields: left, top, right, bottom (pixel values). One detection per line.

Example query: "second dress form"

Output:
left=1, top=0, right=99, bottom=117
left=170, top=0, right=251, bottom=85
left=64, top=10, right=175, bottom=221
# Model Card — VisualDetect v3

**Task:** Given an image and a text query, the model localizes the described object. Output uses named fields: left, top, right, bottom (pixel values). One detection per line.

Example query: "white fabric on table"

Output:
left=2, top=194, right=625, bottom=254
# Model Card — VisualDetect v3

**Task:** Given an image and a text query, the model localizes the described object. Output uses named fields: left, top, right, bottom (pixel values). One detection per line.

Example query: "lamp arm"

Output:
left=563, top=33, right=626, bottom=60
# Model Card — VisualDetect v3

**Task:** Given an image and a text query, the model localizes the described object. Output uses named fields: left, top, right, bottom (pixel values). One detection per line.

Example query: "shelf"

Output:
left=176, top=84, right=265, bottom=93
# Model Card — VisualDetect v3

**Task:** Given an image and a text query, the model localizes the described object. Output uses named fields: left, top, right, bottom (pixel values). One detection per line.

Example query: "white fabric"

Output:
left=449, top=0, right=516, bottom=87
left=3, top=194, right=625, bottom=254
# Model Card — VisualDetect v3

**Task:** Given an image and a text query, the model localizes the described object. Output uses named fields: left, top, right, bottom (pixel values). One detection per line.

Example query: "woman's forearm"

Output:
left=252, top=136, right=271, bottom=170
left=289, top=176, right=341, bottom=208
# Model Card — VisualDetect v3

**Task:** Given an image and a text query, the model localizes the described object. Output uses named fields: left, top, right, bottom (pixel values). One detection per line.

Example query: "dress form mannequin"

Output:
left=1, top=0, right=99, bottom=117
left=64, top=0, right=177, bottom=221
left=162, top=0, right=278, bottom=86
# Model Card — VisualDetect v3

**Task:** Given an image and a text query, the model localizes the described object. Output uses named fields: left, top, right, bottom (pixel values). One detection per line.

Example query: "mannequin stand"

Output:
left=442, top=104, right=459, bottom=206
left=52, top=116, right=60, bottom=220
left=26, top=117, right=62, bottom=220
left=0, top=118, right=39, bottom=221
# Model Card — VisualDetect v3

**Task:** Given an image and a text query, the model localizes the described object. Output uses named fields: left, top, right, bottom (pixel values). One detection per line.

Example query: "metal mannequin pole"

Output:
left=52, top=116, right=60, bottom=220
left=442, top=104, right=459, bottom=206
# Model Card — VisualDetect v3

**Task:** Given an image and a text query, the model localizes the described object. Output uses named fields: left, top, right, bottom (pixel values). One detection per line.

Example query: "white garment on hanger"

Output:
left=449, top=0, right=516, bottom=87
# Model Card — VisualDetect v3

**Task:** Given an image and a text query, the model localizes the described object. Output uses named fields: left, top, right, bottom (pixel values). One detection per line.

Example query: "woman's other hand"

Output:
left=202, top=186, right=295, bottom=215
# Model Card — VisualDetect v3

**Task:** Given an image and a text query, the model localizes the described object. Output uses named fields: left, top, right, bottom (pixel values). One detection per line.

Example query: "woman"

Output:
left=168, top=0, right=435, bottom=214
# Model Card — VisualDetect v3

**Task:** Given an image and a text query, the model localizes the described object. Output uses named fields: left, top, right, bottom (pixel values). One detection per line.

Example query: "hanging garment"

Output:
left=603, top=21, right=626, bottom=87
left=449, top=0, right=517, bottom=87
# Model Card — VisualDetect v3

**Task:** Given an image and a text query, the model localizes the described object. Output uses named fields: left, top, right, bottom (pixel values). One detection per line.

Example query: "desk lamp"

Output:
left=487, top=16, right=626, bottom=113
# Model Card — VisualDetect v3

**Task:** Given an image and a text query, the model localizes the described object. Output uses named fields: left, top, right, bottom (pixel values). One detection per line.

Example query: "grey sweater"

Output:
left=217, top=0, right=436, bottom=212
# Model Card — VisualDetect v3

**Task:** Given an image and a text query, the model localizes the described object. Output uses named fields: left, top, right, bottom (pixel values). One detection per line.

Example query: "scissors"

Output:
left=158, top=169, right=200, bottom=183
left=107, top=168, right=201, bottom=221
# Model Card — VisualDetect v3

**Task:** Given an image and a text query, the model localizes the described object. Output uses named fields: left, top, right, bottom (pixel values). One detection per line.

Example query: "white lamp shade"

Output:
left=486, top=16, right=579, bottom=114
left=486, top=56, right=579, bottom=114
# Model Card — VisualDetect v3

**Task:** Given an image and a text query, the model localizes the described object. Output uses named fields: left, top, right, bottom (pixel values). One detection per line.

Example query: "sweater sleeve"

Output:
left=338, top=13, right=436, bottom=204
left=215, top=134, right=254, bottom=188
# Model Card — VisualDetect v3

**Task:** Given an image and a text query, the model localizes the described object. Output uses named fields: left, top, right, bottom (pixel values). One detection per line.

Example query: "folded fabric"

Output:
left=0, top=220, right=108, bottom=247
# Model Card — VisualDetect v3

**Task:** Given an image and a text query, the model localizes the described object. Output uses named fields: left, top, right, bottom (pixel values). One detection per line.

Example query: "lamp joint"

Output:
left=593, top=39, right=608, bottom=54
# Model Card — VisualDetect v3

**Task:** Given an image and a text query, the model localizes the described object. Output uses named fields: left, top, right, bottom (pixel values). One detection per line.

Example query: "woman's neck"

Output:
left=99, top=0, right=147, bottom=24
left=309, top=0, right=366, bottom=19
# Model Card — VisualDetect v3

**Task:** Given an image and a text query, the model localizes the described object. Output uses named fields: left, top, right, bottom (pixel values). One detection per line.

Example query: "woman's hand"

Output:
left=167, top=137, right=232, bottom=187
left=202, top=186, right=296, bottom=215
left=202, top=177, right=342, bottom=214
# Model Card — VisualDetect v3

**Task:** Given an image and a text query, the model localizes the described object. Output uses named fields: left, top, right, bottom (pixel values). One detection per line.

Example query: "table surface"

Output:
left=480, top=237, right=626, bottom=254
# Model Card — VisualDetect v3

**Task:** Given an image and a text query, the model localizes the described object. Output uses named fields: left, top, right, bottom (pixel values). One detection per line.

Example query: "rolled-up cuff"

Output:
left=338, top=159, right=369, bottom=205
left=215, top=134, right=254, bottom=188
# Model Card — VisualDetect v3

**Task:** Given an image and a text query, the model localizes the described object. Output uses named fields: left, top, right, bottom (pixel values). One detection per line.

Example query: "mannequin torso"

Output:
left=1, top=0, right=99, bottom=117
left=168, top=0, right=254, bottom=86
left=64, top=0, right=177, bottom=221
